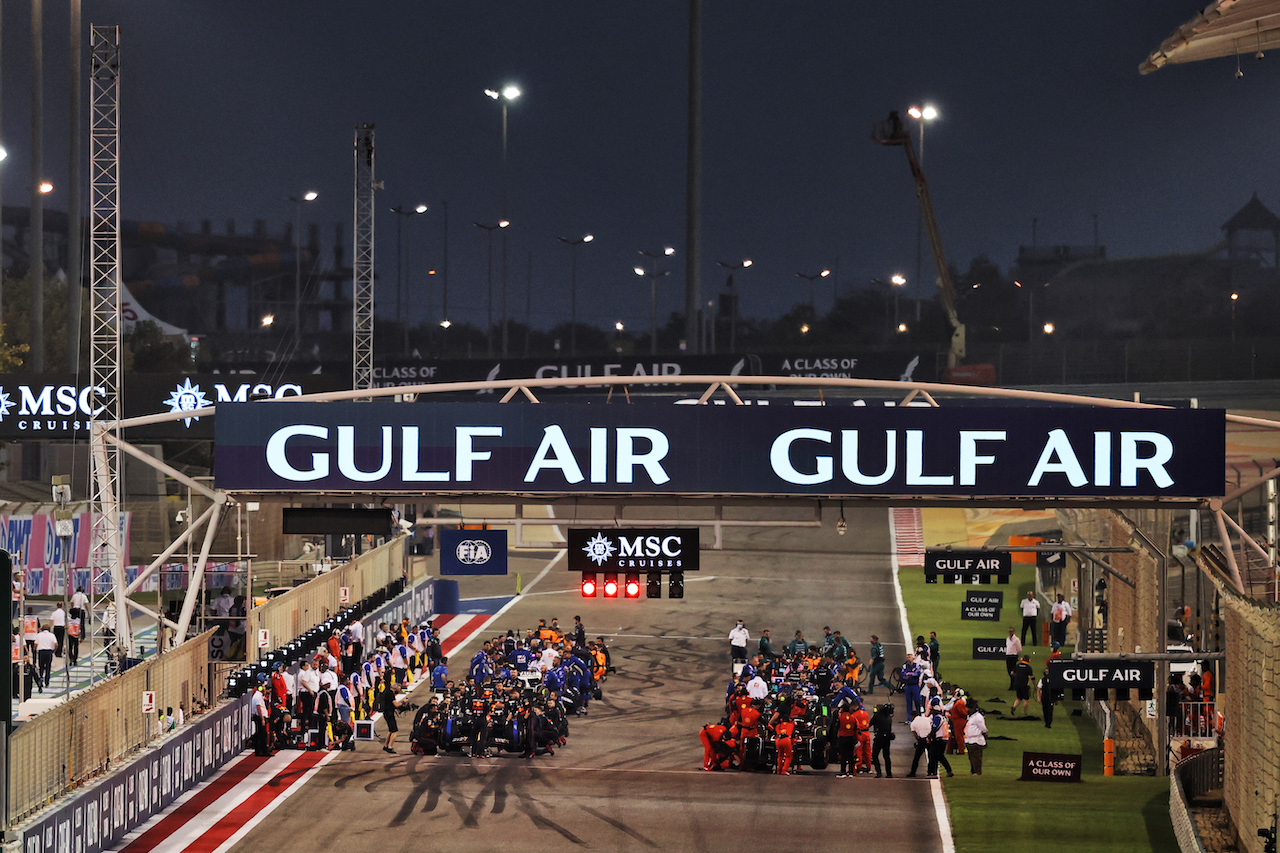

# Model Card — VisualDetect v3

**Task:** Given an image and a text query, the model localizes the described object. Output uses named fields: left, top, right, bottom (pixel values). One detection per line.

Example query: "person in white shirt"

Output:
left=746, top=673, right=769, bottom=700
left=34, top=625, right=58, bottom=687
left=1020, top=591, right=1041, bottom=646
left=349, top=619, right=365, bottom=660
left=297, top=660, right=321, bottom=728
left=1050, top=594, right=1073, bottom=648
left=251, top=688, right=272, bottom=756
left=728, top=620, right=750, bottom=668
left=51, top=605, right=67, bottom=657
left=964, top=704, right=988, bottom=774
left=70, top=587, right=89, bottom=620
left=214, top=588, right=234, bottom=618
left=1004, top=627, right=1022, bottom=690
left=539, top=646, right=558, bottom=673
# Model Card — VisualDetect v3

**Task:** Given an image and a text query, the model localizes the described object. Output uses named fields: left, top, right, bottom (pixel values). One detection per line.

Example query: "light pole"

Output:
left=391, top=203, right=428, bottom=356
left=557, top=233, right=594, bottom=355
left=907, top=103, right=938, bottom=322
left=891, top=272, right=906, bottom=330
left=475, top=220, right=508, bottom=355
left=795, top=269, right=830, bottom=313
left=439, top=199, right=451, bottom=342
left=1230, top=292, right=1239, bottom=343
left=717, top=258, right=752, bottom=353
left=288, top=190, right=318, bottom=355
left=486, top=85, right=521, bottom=357
left=636, top=247, right=675, bottom=355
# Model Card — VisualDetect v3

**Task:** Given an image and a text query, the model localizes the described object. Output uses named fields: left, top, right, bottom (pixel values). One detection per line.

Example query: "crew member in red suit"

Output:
left=835, top=707, right=860, bottom=777
left=737, top=703, right=762, bottom=763
left=946, top=689, right=968, bottom=755
left=774, top=718, right=795, bottom=775
left=700, top=723, right=738, bottom=771
left=852, top=703, right=873, bottom=773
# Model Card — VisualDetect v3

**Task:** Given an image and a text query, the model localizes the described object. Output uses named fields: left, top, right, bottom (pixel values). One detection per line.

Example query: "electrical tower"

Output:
left=353, top=123, right=378, bottom=394
left=87, top=25, right=130, bottom=661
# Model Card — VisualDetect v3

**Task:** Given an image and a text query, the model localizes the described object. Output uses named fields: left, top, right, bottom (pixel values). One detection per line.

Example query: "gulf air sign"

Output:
left=213, top=403, right=1223, bottom=500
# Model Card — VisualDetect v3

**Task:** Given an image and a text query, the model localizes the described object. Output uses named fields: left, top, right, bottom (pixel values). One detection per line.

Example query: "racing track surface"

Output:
left=232, top=506, right=945, bottom=852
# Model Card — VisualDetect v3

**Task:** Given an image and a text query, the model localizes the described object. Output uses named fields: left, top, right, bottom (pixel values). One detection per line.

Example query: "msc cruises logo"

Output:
left=0, top=389, right=13, bottom=420
left=164, top=378, right=212, bottom=427
left=581, top=532, right=616, bottom=566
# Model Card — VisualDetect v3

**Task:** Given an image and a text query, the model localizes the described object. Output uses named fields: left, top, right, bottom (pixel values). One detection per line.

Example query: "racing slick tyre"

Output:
left=809, top=736, right=830, bottom=770
left=742, top=736, right=763, bottom=771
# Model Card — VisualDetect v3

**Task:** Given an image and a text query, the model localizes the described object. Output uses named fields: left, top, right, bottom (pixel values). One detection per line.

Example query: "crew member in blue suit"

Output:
left=900, top=652, right=924, bottom=719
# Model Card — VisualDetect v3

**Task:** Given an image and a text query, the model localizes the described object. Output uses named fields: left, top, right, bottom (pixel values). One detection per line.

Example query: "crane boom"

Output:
left=872, top=111, right=966, bottom=369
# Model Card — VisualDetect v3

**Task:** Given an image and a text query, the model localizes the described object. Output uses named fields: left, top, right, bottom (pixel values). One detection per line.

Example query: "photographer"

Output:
left=380, top=671, right=412, bottom=754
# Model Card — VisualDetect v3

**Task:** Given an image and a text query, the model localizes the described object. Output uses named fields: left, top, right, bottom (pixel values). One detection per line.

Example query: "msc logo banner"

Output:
left=439, top=529, right=508, bottom=576
left=567, top=528, right=700, bottom=572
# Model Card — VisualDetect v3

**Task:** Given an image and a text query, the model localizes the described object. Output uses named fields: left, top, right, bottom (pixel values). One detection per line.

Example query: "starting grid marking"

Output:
left=114, top=749, right=335, bottom=853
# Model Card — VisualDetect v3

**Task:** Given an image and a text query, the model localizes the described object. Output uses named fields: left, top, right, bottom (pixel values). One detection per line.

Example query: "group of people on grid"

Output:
left=15, top=589, right=91, bottom=695
left=250, top=614, right=613, bottom=760
left=409, top=618, right=612, bottom=759
left=712, top=620, right=988, bottom=778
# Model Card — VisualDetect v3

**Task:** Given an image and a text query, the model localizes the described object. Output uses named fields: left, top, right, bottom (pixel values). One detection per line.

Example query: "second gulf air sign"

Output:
left=213, top=403, right=1224, bottom=498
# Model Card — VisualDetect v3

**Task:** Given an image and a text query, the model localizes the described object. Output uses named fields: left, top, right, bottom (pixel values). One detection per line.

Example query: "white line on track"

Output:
left=888, top=509, right=955, bottom=853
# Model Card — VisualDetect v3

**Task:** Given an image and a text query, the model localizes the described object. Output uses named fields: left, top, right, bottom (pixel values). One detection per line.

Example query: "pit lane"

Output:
left=231, top=506, right=947, bottom=852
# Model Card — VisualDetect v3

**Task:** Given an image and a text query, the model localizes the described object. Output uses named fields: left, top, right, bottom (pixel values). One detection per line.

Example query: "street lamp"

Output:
left=795, top=268, right=830, bottom=312
left=907, top=103, right=938, bottom=322
left=486, top=85, right=521, bottom=357
left=1042, top=322, right=1055, bottom=335
left=636, top=246, right=675, bottom=355
left=558, top=233, right=594, bottom=355
left=38, top=181, right=54, bottom=194
left=1231, top=292, right=1240, bottom=342
left=288, top=190, right=319, bottom=355
left=475, top=220, right=509, bottom=355
left=391, top=203, right=429, bottom=356
left=890, top=272, right=906, bottom=330
left=717, top=258, right=752, bottom=353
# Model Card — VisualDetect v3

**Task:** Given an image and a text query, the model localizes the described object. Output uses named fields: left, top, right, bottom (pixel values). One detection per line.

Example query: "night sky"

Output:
left=0, top=2, right=1271, bottom=339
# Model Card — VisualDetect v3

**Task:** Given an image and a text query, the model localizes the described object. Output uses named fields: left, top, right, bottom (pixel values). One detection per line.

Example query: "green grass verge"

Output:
left=898, top=563, right=1175, bottom=853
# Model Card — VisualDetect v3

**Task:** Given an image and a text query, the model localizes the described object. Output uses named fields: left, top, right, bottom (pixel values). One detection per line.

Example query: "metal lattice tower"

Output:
left=87, top=25, right=130, bottom=661
left=353, top=123, right=378, bottom=394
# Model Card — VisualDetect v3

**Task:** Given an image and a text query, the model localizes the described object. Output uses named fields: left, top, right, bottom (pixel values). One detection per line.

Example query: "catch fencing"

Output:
left=9, top=628, right=215, bottom=822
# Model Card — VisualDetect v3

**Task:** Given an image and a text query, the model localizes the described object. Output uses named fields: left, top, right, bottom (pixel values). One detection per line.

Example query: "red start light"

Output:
left=581, top=578, right=597, bottom=597
left=625, top=580, right=640, bottom=597
left=603, top=573, right=619, bottom=598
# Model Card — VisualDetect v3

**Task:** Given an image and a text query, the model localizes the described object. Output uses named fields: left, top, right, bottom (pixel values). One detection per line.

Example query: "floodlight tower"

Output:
left=353, top=123, right=379, bottom=395
left=87, top=25, right=131, bottom=660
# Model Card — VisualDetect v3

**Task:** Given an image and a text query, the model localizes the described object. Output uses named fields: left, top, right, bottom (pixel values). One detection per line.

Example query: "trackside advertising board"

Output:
left=213, top=403, right=1224, bottom=499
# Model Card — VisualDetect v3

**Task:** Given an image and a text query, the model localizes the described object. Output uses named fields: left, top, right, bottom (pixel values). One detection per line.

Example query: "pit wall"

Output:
left=1056, top=507, right=1166, bottom=763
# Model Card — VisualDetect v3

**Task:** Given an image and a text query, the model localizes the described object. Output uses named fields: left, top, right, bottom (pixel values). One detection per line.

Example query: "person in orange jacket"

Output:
left=737, top=703, right=762, bottom=764
left=774, top=718, right=796, bottom=775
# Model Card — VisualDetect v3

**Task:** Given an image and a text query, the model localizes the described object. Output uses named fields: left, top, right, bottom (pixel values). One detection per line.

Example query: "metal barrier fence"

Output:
left=1174, top=700, right=1219, bottom=739
left=9, top=629, right=215, bottom=822
left=1170, top=746, right=1224, bottom=853
left=246, top=538, right=404, bottom=663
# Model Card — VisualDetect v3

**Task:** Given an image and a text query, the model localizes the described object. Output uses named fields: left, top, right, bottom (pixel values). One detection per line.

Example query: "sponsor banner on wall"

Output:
left=438, top=529, right=509, bottom=576
left=2, top=511, right=131, bottom=578
left=226, top=351, right=938, bottom=391
left=567, top=528, right=700, bottom=572
left=972, top=638, right=1007, bottom=660
left=20, top=694, right=253, bottom=853
left=214, top=403, right=1225, bottom=499
left=1044, top=659, right=1155, bottom=691
left=1019, top=751, right=1083, bottom=783
left=0, top=373, right=346, bottom=440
